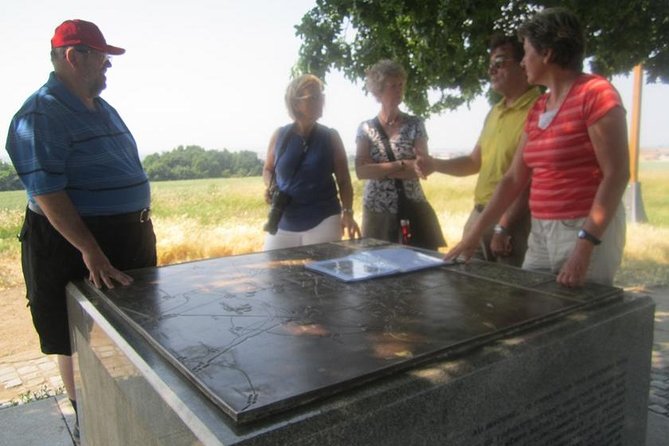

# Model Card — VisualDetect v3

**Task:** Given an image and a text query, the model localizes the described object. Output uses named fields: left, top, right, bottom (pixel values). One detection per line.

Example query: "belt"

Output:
left=83, top=208, right=152, bottom=225
left=474, top=204, right=485, bottom=212
left=28, top=203, right=151, bottom=224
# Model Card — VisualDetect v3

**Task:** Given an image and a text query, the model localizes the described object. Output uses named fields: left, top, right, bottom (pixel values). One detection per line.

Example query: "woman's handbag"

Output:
left=373, top=118, right=446, bottom=250
left=396, top=190, right=446, bottom=250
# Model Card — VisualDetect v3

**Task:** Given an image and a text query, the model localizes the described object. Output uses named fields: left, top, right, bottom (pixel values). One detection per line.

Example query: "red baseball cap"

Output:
left=51, top=19, right=125, bottom=55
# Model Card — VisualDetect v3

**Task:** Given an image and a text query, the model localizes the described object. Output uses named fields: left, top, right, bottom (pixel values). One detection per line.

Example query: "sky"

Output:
left=2, top=0, right=669, bottom=162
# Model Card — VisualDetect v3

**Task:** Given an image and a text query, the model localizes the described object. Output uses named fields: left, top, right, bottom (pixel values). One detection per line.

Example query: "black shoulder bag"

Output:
left=373, top=118, right=446, bottom=250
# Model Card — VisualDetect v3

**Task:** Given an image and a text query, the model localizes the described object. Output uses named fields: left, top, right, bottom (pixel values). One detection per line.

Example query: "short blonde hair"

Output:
left=365, top=59, right=407, bottom=97
left=285, top=74, right=324, bottom=120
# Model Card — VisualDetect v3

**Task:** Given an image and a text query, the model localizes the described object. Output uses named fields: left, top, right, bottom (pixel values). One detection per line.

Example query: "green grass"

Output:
left=0, top=162, right=667, bottom=290
left=0, top=189, right=27, bottom=210
left=151, top=177, right=267, bottom=225
left=0, top=190, right=26, bottom=260
left=634, top=164, right=669, bottom=225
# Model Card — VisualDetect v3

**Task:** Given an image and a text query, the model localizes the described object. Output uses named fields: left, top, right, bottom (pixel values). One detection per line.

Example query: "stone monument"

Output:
left=66, top=239, right=654, bottom=445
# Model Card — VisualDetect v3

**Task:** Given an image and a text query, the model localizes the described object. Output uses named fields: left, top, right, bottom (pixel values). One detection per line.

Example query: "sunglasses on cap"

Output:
left=73, top=45, right=112, bottom=62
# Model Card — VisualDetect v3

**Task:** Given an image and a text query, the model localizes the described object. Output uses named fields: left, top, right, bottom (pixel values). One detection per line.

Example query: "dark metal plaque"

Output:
left=86, top=239, right=622, bottom=424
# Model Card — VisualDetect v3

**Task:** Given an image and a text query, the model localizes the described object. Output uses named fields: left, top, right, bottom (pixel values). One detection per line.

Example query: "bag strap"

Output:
left=269, top=124, right=317, bottom=191
left=372, top=117, right=407, bottom=198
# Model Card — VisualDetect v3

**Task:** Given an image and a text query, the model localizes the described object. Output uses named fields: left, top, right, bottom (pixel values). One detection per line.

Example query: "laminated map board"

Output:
left=305, top=246, right=446, bottom=281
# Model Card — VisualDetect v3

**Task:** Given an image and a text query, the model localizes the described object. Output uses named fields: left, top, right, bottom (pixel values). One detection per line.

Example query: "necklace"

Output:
left=546, top=91, right=567, bottom=111
left=382, top=112, right=401, bottom=127
left=546, top=77, right=577, bottom=111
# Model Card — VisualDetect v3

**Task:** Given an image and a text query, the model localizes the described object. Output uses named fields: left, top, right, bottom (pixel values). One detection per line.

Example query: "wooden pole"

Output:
left=629, top=65, right=642, bottom=183
left=625, top=64, right=648, bottom=222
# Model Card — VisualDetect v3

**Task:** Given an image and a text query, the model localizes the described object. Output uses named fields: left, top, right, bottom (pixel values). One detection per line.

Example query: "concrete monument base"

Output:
left=66, top=241, right=654, bottom=445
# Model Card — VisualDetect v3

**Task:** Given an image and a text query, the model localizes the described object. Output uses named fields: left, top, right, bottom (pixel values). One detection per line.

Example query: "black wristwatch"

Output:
left=578, top=229, right=601, bottom=246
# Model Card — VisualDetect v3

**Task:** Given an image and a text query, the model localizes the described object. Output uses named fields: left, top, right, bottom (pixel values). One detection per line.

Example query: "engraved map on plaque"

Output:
left=88, top=240, right=622, bottom=424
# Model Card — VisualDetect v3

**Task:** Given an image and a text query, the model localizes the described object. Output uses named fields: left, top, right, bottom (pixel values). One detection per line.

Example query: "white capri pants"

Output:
left=263, top=214, right=342, bottom=250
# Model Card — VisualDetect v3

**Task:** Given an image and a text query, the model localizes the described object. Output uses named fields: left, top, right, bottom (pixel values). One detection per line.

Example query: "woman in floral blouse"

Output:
left=355, top=59, right=444, bottom=249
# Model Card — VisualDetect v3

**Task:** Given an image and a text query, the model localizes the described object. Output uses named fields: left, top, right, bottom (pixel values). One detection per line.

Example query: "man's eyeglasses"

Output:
left=489, top=56, right=514, bottom=71
left=73, top=46, right=112, bottom=63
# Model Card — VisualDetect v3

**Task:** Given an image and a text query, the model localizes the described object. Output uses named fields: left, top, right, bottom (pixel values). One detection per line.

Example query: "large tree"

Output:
left=295, top=0, right=669, bottom=116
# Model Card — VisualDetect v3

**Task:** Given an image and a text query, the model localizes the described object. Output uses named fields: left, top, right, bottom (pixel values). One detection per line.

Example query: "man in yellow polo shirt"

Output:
left=417, top=35, right=540, bottom=266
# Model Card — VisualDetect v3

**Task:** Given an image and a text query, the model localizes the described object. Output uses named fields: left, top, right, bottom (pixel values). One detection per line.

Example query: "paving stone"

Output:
left=16, top=365, right=38, bottom=374
left=25, top=378, right=46, bottom=387
left=20, top=372, right=41, bottom=382
left=653, top=380, right=669, bottom=390
left=649, top=404, right=669, bottom=415
left=0, top=372, right=18, bottom=383
left=48, top=377, right=63, bottom=388
left=651, top=372, right=665, bottom=381
left=648, top=334, right=669, bottom=421
left=37, top=362, right=57, bottom=371
left=3, top=379, right=22, bottom=389
left=3, top=351, right=43, bottom=362
left=649, top=393, right=669, bottom=406
left=0, top=397, right=74, bottom=446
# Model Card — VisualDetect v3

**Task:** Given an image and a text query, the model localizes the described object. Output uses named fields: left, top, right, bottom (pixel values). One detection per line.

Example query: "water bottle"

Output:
left=400, top=219, right=412, bottom=245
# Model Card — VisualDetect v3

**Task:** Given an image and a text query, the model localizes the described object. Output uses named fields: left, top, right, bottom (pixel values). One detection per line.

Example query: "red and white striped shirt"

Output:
left=523, top=74, right=623, bottom=220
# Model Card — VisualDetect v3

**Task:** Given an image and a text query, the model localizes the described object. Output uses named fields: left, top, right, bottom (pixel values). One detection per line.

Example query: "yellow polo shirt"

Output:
left=474, top=87, right=541, bottom=205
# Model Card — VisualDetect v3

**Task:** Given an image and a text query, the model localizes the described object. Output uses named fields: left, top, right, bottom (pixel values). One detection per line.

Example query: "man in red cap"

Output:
left=5, top=20, right=157, bottom=443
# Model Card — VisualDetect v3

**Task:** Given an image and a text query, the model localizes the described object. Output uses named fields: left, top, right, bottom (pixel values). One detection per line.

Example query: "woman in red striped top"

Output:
left=446, top=8, right=629, bottom=287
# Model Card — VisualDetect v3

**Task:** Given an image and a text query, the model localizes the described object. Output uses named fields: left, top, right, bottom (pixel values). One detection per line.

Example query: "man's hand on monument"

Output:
left=33, top=192, right=135, bottom=289
left=83, top=248, right=134, bottom=289
left=443, top=233, right=479, bottom=263
left=490, top=233, right=512, bottom=257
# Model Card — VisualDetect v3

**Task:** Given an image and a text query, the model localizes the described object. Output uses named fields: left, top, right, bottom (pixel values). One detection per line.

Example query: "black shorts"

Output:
left=19, top=208, right=157, bottom=355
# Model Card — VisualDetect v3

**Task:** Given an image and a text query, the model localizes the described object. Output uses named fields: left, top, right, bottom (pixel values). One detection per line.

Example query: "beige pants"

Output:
left=522, top=205, right=626, bottom=285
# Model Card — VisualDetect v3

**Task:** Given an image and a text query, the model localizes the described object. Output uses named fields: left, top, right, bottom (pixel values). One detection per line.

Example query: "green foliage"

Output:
left=0, top=161, right=22, bottom=192
left=295, top=0, right=669, bottom=116
left=143, top=145, right=263, bottom=181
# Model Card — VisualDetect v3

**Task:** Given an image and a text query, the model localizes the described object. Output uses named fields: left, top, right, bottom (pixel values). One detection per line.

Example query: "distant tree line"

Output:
left=0, top=161, right=21, bottom=191
left=142, top=145, right=263, bottom=181
left=0, top=146, right=264, bottom=191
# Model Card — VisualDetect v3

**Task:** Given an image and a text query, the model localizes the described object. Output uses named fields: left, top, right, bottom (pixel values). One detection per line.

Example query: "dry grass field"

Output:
left=0, top=163, right=667, bottom=291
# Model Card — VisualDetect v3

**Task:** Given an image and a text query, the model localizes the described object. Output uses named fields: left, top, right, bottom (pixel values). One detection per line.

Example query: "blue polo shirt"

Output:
left=5, top=72, right=150, bottom=216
